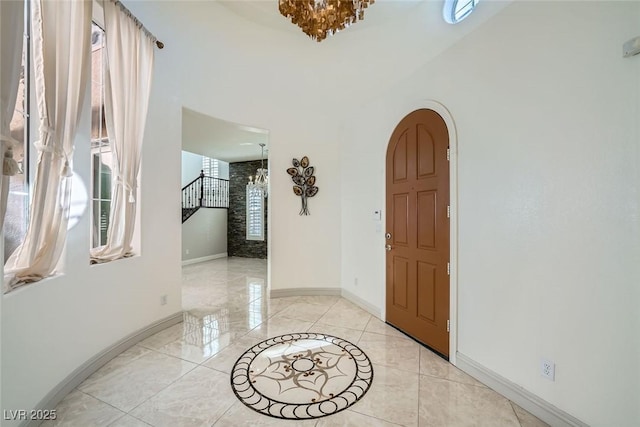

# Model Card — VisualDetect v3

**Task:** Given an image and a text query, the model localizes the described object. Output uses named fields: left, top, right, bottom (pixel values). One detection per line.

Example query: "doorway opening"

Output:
left=180, top=108, right=270, bottom=321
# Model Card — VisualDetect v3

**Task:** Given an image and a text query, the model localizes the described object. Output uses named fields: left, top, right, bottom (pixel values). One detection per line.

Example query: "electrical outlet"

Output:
left=541, top=358, right=555, bottom=381
left=160, top=294, right=168, bottom=306
left=354, top=277, right=358, bottom=286
left=185, top=249, right=190, bottom=255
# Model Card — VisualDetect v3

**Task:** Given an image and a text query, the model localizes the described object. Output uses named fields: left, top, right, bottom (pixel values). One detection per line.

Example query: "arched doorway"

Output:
left=385, top=108, right=451, bottom=357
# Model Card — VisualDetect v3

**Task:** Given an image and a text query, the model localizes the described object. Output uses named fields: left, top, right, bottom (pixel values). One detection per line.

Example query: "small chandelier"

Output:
left=248, top=143, right=268, bottom=197
left=279, top=0, right=375, bottom=42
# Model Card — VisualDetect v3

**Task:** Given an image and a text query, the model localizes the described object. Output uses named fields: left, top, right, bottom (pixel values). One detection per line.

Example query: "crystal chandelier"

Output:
left=248, top=143, right=268, bottom=197
left=279, top=0, right=375, bottom=42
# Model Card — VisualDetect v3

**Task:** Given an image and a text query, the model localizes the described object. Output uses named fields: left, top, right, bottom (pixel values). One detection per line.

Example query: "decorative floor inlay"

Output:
left=230, top=333, right=373, bottom=420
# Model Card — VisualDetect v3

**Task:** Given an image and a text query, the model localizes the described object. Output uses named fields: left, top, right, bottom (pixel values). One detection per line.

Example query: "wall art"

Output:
left=287, top=156, right=318, bottom=215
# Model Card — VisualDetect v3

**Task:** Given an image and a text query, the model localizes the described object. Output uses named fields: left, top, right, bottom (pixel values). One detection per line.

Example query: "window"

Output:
left=202, top=157, right=219, bottom=178
left=4, top=12, right=30, bottom=263
left=246, top=186, right=265, bottom=241
left=90, top=23, right=113, bottom=248
left=443, top=0, right=479, bottom=24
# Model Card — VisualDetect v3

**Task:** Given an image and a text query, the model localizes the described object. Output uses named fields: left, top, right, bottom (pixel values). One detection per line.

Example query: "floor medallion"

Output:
left=230, top=333, right=373, bottom=419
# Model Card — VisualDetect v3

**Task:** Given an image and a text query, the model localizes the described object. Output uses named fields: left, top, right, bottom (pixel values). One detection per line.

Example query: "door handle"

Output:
left=385, top=244, right=392, bottom=251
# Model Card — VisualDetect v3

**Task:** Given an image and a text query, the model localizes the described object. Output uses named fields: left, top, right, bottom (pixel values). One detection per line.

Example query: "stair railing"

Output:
left=182, top=170, right=229, bottom=223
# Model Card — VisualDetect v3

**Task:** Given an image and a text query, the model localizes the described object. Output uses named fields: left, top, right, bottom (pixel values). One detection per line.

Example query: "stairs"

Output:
left=182, top=170, right=229, bottom=223
left=182, top=207, right=200, bottom=223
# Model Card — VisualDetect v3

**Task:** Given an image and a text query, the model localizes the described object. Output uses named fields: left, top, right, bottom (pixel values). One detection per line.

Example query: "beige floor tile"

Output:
left=420, top=347, right=485, bottom=387
left=138, top=323, right=190, bottom=350
left=108, top=415, right=152, bottom=426
left=270, top=301, right=332, bottom=322
left=364, top=317, right=407, bottom=339
left=357, top=331, right=421, bottom=373
left=221, top=288, right=267, bottom=306
left=294, top=295, right=341, bottom=306
left=40, top=390, right=124, bottom=427
left=213, top=401, right=317, bottom=426
left=306, top=323, right=364, bottom=344
left=511, top=402, right=550, bottom=427
left=203, top=336, right=262, bottom=374
left=316, top=299, right=372, bottom=331
left=183, top=308, right=263, bottom=337
left=348, top=363, right=419, bottom=426
left=419, top=375, right=520, bottom=427
left=316, top=409, right=403, bottom=426
left=246, top=317, right=315, bottom=339
left=154, top=331, right=235, bottom=364
left=79, top=350, right=197, bottom=412
left=252, top=297, right=298, bottom=318
left=67, top=345, right=152, bottom=392
left=130, top=366, right=238, bottom=427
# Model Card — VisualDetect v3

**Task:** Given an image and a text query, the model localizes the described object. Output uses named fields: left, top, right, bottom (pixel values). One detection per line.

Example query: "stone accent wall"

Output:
left=228, top=160, right=267, bottom=259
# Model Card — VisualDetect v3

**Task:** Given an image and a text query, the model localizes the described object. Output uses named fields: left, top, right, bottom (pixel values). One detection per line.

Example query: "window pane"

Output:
left=91, top=24, right=108, bottom=142
left=91, top=199, right=111, bottom=247
left=246, top=186, right=264, bottom=241
left=92, top=200, right=100, bottom=246
left=443, top=0, right=479, bottom=24
left=90, top=23, right=113, bottom=249
left=202, top=156, right=220, bottom=178
left=4, top=37, right=28, bottom=262
left=99, top=200, right=110, bottom=246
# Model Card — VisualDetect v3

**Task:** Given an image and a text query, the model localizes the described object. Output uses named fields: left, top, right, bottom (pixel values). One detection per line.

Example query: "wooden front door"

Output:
left=385, top=109, right=450, bottom=357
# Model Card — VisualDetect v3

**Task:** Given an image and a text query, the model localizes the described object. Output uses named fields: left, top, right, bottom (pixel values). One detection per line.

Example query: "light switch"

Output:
left=372, top=210, right=381, bottom=221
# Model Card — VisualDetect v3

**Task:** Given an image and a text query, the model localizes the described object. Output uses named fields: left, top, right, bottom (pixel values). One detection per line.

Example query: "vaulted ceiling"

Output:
left=168, top=0, right=513, bottom=161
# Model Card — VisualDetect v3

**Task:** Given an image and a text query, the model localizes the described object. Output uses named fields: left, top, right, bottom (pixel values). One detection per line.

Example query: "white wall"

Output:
left=181, top=150, right=203, bottom=186
left=340, top=2, right=640, bottom=426
left=182, top=209, right=227, bottom=261
left=218, top=162, right=229, bottom=181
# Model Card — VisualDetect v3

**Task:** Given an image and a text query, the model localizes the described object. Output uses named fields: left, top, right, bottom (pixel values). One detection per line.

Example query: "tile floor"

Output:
left=44, top=257, right=549, bottom=427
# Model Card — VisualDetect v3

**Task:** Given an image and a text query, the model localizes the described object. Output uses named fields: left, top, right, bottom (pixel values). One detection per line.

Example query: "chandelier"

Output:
left=279, top=0, right=375, bottom=42
left=248, top=143, right=268, bottom=197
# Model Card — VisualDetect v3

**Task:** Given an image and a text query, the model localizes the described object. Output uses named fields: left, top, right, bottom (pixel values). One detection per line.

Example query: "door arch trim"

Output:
left=384, top=100, right=459, bottom=365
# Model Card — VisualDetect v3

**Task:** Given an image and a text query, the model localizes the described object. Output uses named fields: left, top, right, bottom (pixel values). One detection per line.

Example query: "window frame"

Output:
left=89, top=21, right=113, bottom=249
left=3, top=0, right=32, bottom=263
left=443, top=0, right=479, bottom=25
left=246, top=186, right=265, bottom=241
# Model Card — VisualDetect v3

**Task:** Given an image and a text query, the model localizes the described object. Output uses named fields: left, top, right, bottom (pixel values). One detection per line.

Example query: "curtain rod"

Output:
left=110, top=0, right=164, bottom=49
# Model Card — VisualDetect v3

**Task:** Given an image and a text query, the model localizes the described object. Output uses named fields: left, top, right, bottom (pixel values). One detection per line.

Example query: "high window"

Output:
left=246, top=187, right=265, bottom=241
left=4, top=33, right=29, bottom=263
left=202, top=157, right=219, bottom=178
left=443, top=0, right=479, bottom=24
left=90, top=23, right=113, bottom=248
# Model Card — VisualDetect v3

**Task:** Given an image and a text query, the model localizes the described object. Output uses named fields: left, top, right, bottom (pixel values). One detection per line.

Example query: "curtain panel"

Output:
left=0, top=0, right=24, bottom=232
left=90, top=0, right=155, bottom=263
left=4, top=0, right=92, bottom=291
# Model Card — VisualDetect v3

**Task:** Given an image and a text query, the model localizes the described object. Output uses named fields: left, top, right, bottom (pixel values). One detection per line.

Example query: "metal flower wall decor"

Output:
left=287, top=156, right=318, bottom=215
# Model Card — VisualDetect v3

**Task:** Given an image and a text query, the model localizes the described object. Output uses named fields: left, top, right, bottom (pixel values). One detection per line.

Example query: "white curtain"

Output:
left=0, top=0, right=24, bottom=231
left=4, top=0, right=92, bottom=291
left=90, top=0, right=154, bottom=263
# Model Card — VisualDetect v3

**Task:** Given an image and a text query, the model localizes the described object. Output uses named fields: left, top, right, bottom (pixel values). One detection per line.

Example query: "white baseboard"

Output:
left=24, top=312, right=184, bottom=427
left=455, top=353, right=588, bottom=427
left=341, top=289, right=382, bottom=318
left=270, top=287, right=341, bottom=298
left=181, top=252, right=227, bottom=266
